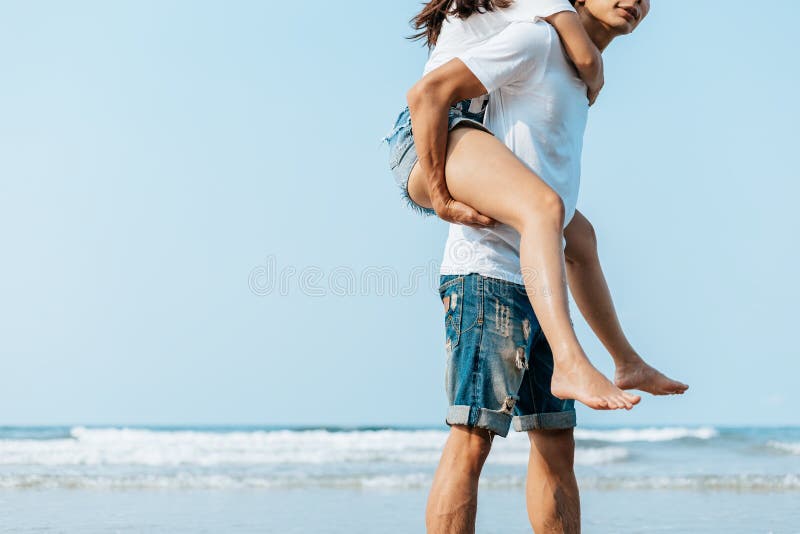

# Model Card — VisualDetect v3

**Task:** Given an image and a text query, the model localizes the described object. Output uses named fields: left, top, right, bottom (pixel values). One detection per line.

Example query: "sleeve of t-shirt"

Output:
left=503, top=0, right=576, bottom=23
left=533, top=0, right=576, bottom=20
left=456, top=21, right=552, bottom=94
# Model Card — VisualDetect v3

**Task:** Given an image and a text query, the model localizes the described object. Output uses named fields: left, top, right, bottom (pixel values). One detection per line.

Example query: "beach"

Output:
left=2, top=487, right=799, bottom=533
left=0, top=426, right=798, bottom=533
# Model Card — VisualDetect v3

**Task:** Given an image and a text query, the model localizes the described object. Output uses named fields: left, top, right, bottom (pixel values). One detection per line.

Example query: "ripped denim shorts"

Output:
left=439, top=273, right=577, bottom=437
left=383, top=98, right=491, bottom=216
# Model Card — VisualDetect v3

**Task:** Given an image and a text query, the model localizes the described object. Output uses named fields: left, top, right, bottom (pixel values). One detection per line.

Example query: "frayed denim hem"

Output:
left=398, top=182, right=437, bottom=217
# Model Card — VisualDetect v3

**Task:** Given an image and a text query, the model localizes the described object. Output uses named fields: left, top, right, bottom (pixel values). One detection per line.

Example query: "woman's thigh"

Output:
left=407, top=127, right=560, bottom=229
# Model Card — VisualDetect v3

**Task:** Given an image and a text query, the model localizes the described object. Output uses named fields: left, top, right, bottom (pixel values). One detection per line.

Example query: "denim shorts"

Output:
left=383, top=99, right=491, bottom=216
left=439, top=273, right=577, bottom=437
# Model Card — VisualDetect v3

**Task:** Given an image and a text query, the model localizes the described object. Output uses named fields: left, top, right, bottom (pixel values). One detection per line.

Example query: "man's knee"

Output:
left=448, top=425, right=494, bottom=466
left=528, top=428, right=576, bottom=472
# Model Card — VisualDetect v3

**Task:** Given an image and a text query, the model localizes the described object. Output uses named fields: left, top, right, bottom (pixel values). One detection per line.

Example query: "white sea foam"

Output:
left=0, top=427, right=448, bottom=467
left=767, top=441, right=800, bottom=455
left=0, top=426, right=795, bottom=493
left=0, top=473, right=797, bottom=492
left=574, top=427, right=718, bottom=443
left=576, top=447, right=629, bottom=465
left=580, top=474, right=800, bottom=492
left=0, top=427, right=627, bottom=467
left=485, top=447, right=628, bottom=467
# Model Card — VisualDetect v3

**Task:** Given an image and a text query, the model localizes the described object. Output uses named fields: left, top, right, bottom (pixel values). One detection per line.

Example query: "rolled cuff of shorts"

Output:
left=513, top=410, right=577, bottom=432
left=446, top=405, right=512, bottom=438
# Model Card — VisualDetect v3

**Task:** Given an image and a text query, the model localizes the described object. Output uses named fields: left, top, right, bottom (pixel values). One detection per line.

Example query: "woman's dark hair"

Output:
left=411, top=0, right=514, bottom=48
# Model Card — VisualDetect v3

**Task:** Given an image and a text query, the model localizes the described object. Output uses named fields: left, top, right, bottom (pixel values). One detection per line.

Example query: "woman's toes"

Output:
left=625, top=393, right=641, bottom=405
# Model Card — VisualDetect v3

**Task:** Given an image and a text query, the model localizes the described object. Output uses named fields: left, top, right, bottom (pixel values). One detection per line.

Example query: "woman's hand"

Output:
left=587, top=72, right=604, bottom=106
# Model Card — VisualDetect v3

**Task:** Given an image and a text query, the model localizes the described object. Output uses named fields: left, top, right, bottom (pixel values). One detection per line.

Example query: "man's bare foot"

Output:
left=614, top=358, right=689, bottom=396
left=551, top=356, right=641, bottom=410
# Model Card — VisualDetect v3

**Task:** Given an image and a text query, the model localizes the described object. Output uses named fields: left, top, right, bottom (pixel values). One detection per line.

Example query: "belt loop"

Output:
left=476, top=275, right=484, bottom=325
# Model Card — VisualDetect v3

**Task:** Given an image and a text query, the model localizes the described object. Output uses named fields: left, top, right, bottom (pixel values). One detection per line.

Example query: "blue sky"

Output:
left=0, top=0, right=797, bottom=427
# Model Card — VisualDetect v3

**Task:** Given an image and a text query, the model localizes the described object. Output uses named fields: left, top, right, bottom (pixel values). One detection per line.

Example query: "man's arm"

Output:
left=563, top=210, right=638, bottom=365
left=406, top=59, right=493, bottom=227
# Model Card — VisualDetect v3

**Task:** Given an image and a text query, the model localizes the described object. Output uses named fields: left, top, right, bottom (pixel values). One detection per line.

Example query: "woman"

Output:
left=386, top=0, right=687, bottom=413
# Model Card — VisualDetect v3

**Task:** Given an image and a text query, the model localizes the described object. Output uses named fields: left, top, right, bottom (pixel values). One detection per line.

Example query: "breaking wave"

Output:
left=0, top=427, right=627, bottom=467
left=767, top=441, right=800, bottom=455
left=574, top=427, right=718, bottom=443
left=0, top=426, right=796, bottom=493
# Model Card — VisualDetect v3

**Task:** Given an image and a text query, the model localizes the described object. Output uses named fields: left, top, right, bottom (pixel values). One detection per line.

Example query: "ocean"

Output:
left=0, top=426, right=797, bottom=533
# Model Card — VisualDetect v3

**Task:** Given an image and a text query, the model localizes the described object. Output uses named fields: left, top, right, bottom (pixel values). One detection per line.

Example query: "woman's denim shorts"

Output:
left=383, top=99, right=491, bottom=216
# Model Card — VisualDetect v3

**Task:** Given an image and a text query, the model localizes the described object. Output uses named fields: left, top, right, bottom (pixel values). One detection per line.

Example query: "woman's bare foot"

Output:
left=614, top=357, right=689, bottom=396
left=551, top=355, right=641, bottom=410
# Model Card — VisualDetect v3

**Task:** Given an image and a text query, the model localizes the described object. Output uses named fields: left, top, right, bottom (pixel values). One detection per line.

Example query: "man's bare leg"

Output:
left=426, top=425, right=493, bottom=534
left=526, top=429, right=581, bottom=534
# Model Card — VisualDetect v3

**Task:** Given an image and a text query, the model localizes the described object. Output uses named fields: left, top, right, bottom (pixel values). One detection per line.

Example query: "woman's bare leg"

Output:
left=564, top=212, right=689, bottom=396
left=409, top=127, right=640, bottom=410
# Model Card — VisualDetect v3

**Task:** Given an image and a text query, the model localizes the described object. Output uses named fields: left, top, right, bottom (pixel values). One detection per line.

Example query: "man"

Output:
left=402, top=1, right=678, bottom=532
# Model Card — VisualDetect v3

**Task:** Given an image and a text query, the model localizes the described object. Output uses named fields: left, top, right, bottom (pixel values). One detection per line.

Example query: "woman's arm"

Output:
left=545, top=11, right=604, bottom=105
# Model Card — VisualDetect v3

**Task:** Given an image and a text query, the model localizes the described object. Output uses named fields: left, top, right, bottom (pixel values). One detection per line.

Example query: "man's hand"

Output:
left=406, top=59, right=494, bottom=229
left=433, top=196, right=494, bottom=228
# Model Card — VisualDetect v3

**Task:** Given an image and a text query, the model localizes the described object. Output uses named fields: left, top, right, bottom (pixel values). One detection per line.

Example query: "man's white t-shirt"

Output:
left=438, top=18, right=590, bottom=285
left=423, top=0, right=576, bottom=114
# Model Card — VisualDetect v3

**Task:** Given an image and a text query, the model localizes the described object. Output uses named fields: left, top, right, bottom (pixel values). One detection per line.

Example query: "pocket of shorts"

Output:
left=388, top=126, right=414, bottom=170
left=439, top=276, right=464, bottom=350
